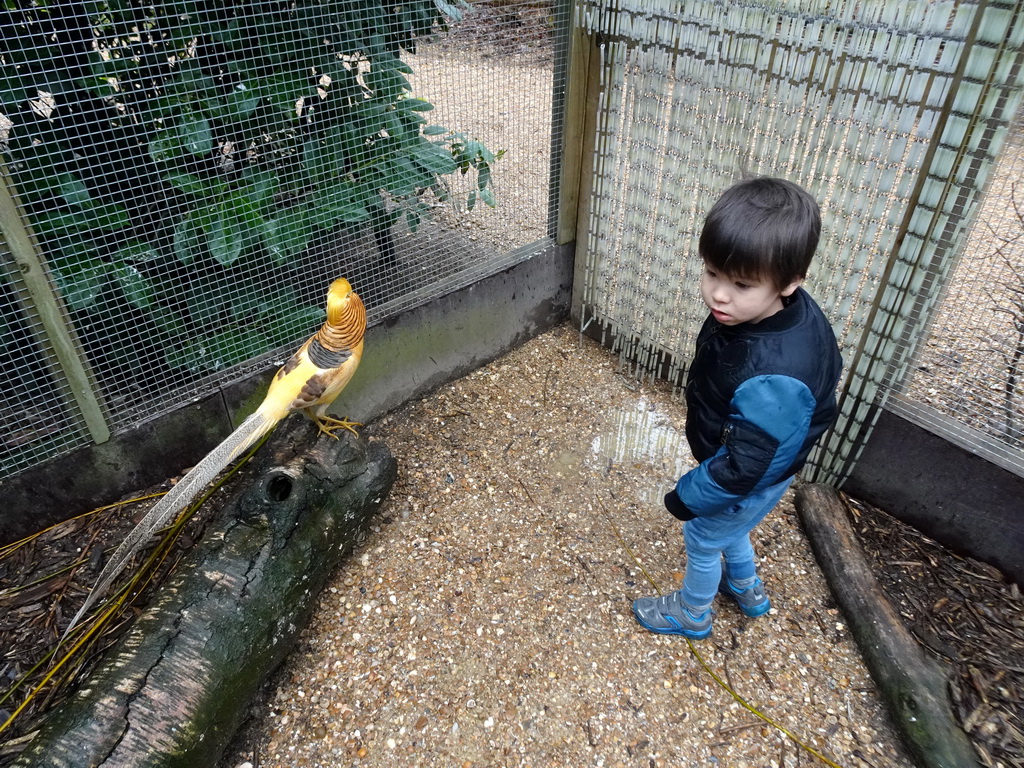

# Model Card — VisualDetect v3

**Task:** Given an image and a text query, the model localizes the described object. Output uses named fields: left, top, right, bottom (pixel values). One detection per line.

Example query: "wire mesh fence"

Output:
left=5, top=0, right=1021, bottom=487
left=573, top=0, right=1024, bottom=483
left=899, top=109, right=1024, bottom=471
left=0, top=0, right=566, bottom=477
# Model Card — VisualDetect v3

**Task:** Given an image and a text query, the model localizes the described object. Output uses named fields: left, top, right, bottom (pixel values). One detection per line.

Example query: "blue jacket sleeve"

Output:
left=673, top=374, right=815, bottom=517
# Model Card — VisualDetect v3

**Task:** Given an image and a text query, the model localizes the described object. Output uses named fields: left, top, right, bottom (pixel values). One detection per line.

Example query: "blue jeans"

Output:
left=680, top=477, right=793, bottom=608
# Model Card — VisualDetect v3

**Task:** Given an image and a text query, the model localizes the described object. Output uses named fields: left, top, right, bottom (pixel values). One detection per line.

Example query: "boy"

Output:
left=633, top=177, right=843, bottom=639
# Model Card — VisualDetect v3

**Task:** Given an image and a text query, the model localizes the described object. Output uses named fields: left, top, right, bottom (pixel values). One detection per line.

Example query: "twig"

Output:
left=516, top=478, right=537, bottom=506
left=718, top=720, right=763, bottom=735
left=811, top=608, right=830, bottom=637
left=756, top=658, right=776, bottom=690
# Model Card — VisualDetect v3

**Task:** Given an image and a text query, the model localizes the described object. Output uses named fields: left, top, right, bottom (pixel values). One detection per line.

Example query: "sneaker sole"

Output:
left=631, top=604, right=713, bottom=639
left=735, top=598, right=771, bottom=618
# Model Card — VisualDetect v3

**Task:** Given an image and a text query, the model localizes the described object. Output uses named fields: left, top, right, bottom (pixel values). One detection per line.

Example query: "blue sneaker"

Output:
left=632, top=590, right=713, bottom=639
left=719, top=576, right=771, bottom=618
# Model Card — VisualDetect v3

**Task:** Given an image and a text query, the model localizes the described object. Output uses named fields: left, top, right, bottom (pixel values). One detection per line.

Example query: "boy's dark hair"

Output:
left=699, top=177, right=821, bottom=290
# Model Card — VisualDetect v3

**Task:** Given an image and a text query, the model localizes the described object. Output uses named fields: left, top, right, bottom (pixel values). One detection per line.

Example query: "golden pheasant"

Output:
left=64, top=277, right=367, bottom=637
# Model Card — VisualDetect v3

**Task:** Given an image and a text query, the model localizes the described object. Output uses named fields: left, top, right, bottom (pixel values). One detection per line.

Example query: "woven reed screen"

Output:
left=575, top=0, right=1024, bottom=484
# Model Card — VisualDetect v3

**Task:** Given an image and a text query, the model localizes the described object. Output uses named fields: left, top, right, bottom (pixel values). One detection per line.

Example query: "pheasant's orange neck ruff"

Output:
left=318, top=290, right=366, bottom=352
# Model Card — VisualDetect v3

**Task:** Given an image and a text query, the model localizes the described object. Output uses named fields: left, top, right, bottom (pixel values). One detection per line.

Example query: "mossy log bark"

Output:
left=795, top=483, right=979, bottom=768
left=17, top=417, right=397, bottom=768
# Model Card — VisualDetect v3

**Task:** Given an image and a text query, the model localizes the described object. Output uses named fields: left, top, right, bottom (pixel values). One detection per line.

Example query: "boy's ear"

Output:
left=780, top=277, right=803, bottom=297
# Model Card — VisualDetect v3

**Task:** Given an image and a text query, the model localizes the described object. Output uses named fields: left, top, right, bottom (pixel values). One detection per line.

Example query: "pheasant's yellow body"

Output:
left=256, top=277, right=366, bottom=434
left=64, top=278, right=367, bottom=637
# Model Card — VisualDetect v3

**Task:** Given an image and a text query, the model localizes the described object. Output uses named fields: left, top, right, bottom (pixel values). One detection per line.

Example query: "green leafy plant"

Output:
left=1, top=0, right=500, bottom=391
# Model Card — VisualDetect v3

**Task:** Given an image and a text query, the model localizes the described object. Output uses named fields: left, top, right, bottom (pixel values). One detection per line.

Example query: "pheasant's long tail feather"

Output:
left=63, top=411, right=277, bottom=639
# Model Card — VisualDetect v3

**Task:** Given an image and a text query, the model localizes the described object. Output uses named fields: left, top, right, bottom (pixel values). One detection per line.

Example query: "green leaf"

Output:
left=113, top=241, right=160, bottom=263
left=366, top=33, right=388, bottom=57
left=477, top=143, right=499, bottom=165
left=259, top=206, right=310, bottom=263
left=206, top=207, right=245, bottom=266
left=166, top=339, right=211, bottom=374
left=364, top=66, right=411, bottom=100
left=91, top=203, right=132, bottom=232
left=57, top=173, right=92, bottom=208
left=149, top=129, right=185, bottom=163
left=152, top=309, right=187, bottom=339
left=383, top=155, right=433, bottom=196
left=34, top=209, right=95, bottom=238
left=9, top=153, right=64, bottom=202
left=180, top=114, right=213, bottom=156
left=257, top=217, right=285, bottom=264
left=185, top=280, right=227, bottom=329
left=35, top=203, right=130, bottom=237
left=0, top=71, right=31, bottom=107
left=173, top=213, right=202, bottom=265
left=400, top=98, right=434, bottom=112
left=410, top=142, right=458, bottom=175
left=164, top=172, right=210, bottom=197
left=478, top=187, right=496, bottom=207
left=379, top=57, right=415, bottom=76
left=114, top=263, right=155, bottom=309
left=432, top=0, right=465, bottom=23
left=323, top=124, right=361, bottom=175
left=268, top=300, right=325, bottom=346
left=264, top=71, right=310, bottom=116
left=240, top=169, right=280, bottom=210
left=303, top=139, right=328, bottom=182
left=207, top=328, right=270, bottom=369
left=166, top=60, right=219, bottom=102
left=281, top=205, right=313, bottom=251
left=54, top=256, right=105, bottom=312
left=209, top=193, right=263, bottom=266
left=225, top=81, right=261, bottom=117
left=335, top=203, right=371, bottom=224
left=406, top=209, right=421, bottom=233
left=314, top=181, right=370, bottom=226
left=207, top=17, right=243, bottom=48
left=422, top=125, right=448, bottom=136
left=350, top=101, right=389, bottom=138
left=385, top=112, right=417, bottom=145
left=229, top=274, right=276, bottom=321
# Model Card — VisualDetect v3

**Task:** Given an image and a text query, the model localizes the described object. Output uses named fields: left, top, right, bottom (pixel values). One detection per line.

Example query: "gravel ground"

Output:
left=221, top=324, right=912, bottom=768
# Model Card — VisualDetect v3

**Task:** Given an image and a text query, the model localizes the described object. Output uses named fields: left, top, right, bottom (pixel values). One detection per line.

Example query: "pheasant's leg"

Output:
left=305, top=409, right=362, bottom=438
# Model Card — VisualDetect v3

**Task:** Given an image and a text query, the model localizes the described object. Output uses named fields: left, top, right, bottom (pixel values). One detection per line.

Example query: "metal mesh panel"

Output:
left=575, top=0, right=1024, bottom=483
left=898, top=112, right=1024, bottom=474
left=1, top=0, right=566, bottom=476
left=0, top=269, right=89, bottom=473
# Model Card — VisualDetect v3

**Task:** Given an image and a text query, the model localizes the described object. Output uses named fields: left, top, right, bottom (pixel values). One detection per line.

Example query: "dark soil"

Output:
left=0, top=479, right=229, bottom=766
left=848, top=496, right=1024, bottom=768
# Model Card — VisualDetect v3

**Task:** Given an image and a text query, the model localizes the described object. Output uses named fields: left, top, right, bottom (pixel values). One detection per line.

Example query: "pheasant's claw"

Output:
left=312, top=415, right=362, bottom=439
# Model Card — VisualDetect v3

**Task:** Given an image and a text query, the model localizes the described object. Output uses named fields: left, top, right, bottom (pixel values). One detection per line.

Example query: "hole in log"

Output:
left=266, top=473, right=294, bottom=502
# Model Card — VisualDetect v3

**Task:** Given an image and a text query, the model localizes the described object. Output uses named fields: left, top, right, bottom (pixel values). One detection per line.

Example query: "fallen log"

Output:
left=795, top=483, right=980, bottom=768
left=17, top=417, right=398, bottom=768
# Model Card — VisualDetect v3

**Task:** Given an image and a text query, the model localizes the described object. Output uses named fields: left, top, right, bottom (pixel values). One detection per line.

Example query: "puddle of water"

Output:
left=552, top=450, right=584, bottom=475
left=588, top=397, right=694, bottom=504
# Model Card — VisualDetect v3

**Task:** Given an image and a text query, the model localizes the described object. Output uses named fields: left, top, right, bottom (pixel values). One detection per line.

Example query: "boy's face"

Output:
left=700, top=265, right=802, bottom=326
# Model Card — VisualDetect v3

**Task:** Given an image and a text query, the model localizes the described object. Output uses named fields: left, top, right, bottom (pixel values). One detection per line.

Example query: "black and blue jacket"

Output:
left=665, top=287, right=843, bottom=521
